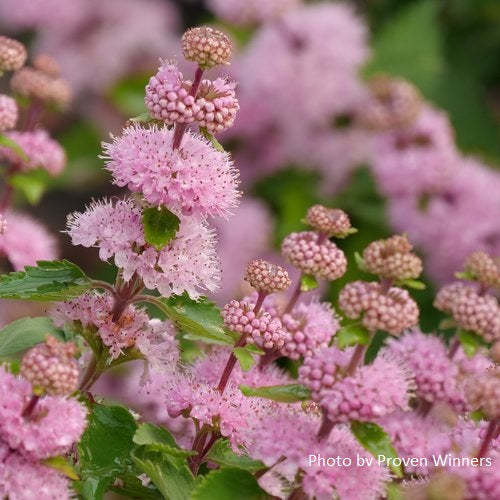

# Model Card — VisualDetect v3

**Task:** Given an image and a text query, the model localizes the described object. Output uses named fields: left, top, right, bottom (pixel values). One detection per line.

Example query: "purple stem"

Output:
left=22, top=394, right=40, bottom=418
left=477, top=420, right=498, bottom=459
left=284, top=280, right=302, bottom=314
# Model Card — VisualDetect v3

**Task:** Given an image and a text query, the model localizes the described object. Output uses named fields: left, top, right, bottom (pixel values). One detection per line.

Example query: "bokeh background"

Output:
left=1, top=0, right=499, bottom=344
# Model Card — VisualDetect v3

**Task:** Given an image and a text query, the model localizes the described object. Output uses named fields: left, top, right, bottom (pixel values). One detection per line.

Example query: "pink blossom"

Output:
left=66, top=198, right=221, bottom=298
left=0, top=130, right=66, bottom=175
left=101, top=125, right=240, bottom=219
left=0, top=211, right=57, bottom=271
left=0, top=94, right=18, bottom=132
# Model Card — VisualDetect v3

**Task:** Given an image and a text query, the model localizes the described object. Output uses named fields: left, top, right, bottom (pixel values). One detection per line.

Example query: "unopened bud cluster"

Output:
left=222, top=299, right=286, bottom=349
left=282, top=231, right=347, bottom=281
left=464, top=251, right=500, bottom=289
left=244, top=259, right=291, bottom=294
left=182, top=26, right=232, bottom=69
left=361, top=75, right=422, bottom=130
left=305, top=205, right=352, bottom=237
left=363, top=235, right=423, bottom=281
left=466, top=367, right=500, bottom=420
left=0, top=36, right=27, bottom=72
left=0, top=94, right=18, bottom=132
left=20, top=336, right=79, bottom=396
left=339, top=281, right=419, bottom=335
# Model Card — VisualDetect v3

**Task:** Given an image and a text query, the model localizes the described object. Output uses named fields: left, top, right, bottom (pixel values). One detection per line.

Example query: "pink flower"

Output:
left=0, top=130, right=66, bottom=175
left=101, top=125, right=240, bottom=219
left=0, top=94, right=18, bottom=132
left=0, top=444, right=71, bottom=500
left=66, top=198, right=221, bottom=299
left=0, top=211, right=57, bottom=271
left=0, top=368, right=87, bottom=461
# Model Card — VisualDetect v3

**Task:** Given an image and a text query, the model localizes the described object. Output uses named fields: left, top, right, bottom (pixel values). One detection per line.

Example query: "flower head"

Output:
left=305, top=205, right=352, bottom=238
left=244, top=259, right=291, bottom=294
left=464, top=251, right=500, bottom=289
left=102, top=125, right=240, bottom=218
left=281, top=231, right=347, bottom=281
left=466, top=366, right=500, bottom=420
left=0, top=94, right=18, bottom=132
left=0, top=36, right=26, bottom=71
left=181, top=26, right=232, bottom=69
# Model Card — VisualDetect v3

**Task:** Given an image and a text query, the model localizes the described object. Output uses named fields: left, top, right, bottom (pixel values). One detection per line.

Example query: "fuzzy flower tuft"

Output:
left=66, top=198, right=221, bottom=299
left=102, top=125, right=240, bottom=219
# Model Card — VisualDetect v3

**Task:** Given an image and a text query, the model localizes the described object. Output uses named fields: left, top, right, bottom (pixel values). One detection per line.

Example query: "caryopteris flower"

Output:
left=181, top=26, right=232, bottom=69
left=0, top=94, right=18, bottom=132
left=244, top=259, right=291, bottom=294
left=0, top=36, right=27, bottom=72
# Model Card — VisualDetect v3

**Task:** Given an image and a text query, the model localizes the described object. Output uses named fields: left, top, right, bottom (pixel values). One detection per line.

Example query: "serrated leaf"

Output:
left=133, top=423, right=194, bottom=459
left=142, top=206, right=180, bottom=250
left=78, top=404, right=138, bottom=499
left=161, top=294, right=233, bottom=345
left=336, top=324, right=371, bottom=348
left=234, top=346, right=255, bottom=372
left=206, top=440, right=265, bottom=473
left=200, top=127, right=225, bottom=152
left=395, top=279, right=426, bottom=290
left=351, top=421, right=403, bottom=478
left=191, top=467, right=267, bottom=500
left=0, top=133, right=28, bottom=161
left=132, top=446, right=196, bottom=500
left=0, top=260, right=93, bottom=301
left=42, top=456, right=80, bottom=480
left=0, top=316, right=66, bottom=358
left=240, top=383, right=311, bottom=403
left=9, top=169, right=50, bottom=204
left=457, top=329, right=484, bottom=358
left=300, top=274, right=318, bottom=292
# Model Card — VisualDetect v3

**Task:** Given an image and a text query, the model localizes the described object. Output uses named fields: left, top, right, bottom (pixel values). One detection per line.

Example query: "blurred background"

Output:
left=0, top=0, right=499, bottom=337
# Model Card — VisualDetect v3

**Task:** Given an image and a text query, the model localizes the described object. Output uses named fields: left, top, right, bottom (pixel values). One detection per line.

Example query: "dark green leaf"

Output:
left=0, top=134, right=28, bottom=161
left=0, top=260, right=93, bottom=301
left=192, top=467, right=267, bottom=500
left=200, top=127, right=225, bottom=152
left=142, top=206, right=180, bottom=250
left=206, top=440, right=265, bottom=473
left=337, top=324, right=371, bottom=348
left=42, top=456, right=79, bottom=480
left=234, top=346, right=255, bottom=372
left=0, top=317, right=66, bottom=358
left=300, top=274, right=318, bottom=292
left=133, top=423, right=194, bottom=459
left=351, top=421, right=403, bottom=477
left=457, top=329, right=484, bottom=357
left=161, top=294, right=233, bottom=345
left=132, top=446, right=196, bottom=500
left=78, top=404, right=138, bottom=499
left=240, top=383, right=311, bottom=403
left=9, top=169, right=50, bottom=204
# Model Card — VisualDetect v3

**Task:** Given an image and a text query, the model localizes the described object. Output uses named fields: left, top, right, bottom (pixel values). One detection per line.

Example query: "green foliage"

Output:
left=300, top=274, right=318, bottom=292
left=351, top=421, right=403, bottom=477
left=336, top=324, right=371, bottom=348
left=108, top=73, right=150, bottom=116
left=160, top=294, right=234, bottom=345
left=133, top=423, right=195, bottom=459
left=9, top=169, right=51, bottom=204
left=191, top=467, right=267, bottom=500
left=0, top=260, right=93, bottom=301
left=200, top=127, right=225, bottom=152
left=457, top=329, right=485, bottom=357
left=234, top=346, right=256, bottom=372
left=396, top=278, right=426, bottom=290
left=142, top=206, right=180, bottom=250
left=206, top=440, right=265, bottom=473
left=240, top=383, right=311, bottom=403
left=0, top=133, right=28, bottom=161
left=42, top=456, right=79, bottom=480
left=0, top=317, right=67, bottom=358
left=78, top=404, right=138, bottom=499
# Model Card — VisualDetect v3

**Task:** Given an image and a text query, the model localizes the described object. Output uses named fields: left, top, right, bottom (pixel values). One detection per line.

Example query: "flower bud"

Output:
left=182, top=26, right=232, bottom=69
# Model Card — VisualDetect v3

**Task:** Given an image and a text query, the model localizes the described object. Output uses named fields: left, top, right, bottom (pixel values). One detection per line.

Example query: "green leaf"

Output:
left=142, top=206, right=180, bottom=250
left=438, top=317, right=457, bottom=330
left=234, top=346, right=255, bottom=372
left=0, top=134, right=28, bottom=161
left=351, top=421, right=403, bottom=478
left=0, top=316, right=66, bottom=358
left=200, top=127, right=225, bottom=152
left=129, top=112, right=157, bottom=124
left=161, top=294, right=233, bottom=345
left=457, top=329, right=484, bottom=357
left=206, top=440, right=265, bottom=473
left=0, top=260, right=93, bottom=301
left=354, top=252, right=368, bottom=272
left=108, top=73, right=150, bottom=116
left=245, top=343, right=265, bottom=355
left=42, top=456, right=79, bottom=480
left=9, top=169, right=50, bottom=204
left=133, top=423, right=194, bottom=459
left=455, top=271, right=475, bottom=281
left=335, top=227, right=359, bottom=239
left=191, top=467, right=267, bottom=500
left=240, top=383, right=311, bottom=403
left=395, top=278, right=426, bottom=290
left=337, top=324, right=371, bottom=348
left=132, top=446, right=196, bottom=500
left=78, top=404, right=138, bottom=499
left=300, top=274, right=318, bottom=292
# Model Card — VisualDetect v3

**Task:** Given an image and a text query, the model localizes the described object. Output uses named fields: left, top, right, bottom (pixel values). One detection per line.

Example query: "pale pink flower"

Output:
left=101, top=125, right=240, bottom=219
left=0, top=130, right=65, bottom=175
left=0, top=211, right=57, bottom=270
left=66, top=198, right=221, bottom=299
left=0, top=94, right=18, bottom=131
